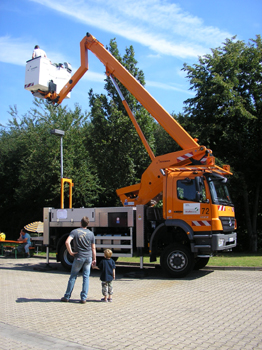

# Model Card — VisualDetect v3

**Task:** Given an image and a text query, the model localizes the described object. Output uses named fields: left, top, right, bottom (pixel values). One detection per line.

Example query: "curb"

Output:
left=115, top=261, right=262, bottom=271
left=204, top=265, right=262, bottom=271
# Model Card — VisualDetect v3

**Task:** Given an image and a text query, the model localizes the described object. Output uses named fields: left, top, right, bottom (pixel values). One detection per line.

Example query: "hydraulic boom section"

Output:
left=42, top=33, right=199, bottom=151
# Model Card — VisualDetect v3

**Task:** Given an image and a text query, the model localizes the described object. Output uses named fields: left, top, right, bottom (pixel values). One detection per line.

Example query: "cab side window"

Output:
left=177, top=179, right=197, bottom=202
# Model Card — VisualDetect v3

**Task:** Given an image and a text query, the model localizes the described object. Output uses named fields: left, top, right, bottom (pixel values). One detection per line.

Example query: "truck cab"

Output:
left=148, top=170, right=236, bottom=276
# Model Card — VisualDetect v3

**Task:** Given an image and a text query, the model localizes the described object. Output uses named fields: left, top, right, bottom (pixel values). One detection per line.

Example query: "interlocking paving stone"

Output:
left=0, top=256, right=261, bottom=349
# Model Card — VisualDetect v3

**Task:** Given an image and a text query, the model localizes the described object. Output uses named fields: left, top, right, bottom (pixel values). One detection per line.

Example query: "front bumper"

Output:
left=212, top=232, right=237, bottom=251
left=192, top=231, right=237, bottom=255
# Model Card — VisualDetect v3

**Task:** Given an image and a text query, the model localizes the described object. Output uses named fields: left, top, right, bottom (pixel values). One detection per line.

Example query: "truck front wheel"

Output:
left=59, top=244, right=74, bottom=270
left=160, top=243, right=194, bottom=278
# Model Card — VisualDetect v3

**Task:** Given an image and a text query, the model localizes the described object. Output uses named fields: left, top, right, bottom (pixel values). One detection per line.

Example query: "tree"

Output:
left=87, top=39, right=156, bottom=206
left=153, top=112, right=187, bottom=157
left=183, top=35, right=262, bottom=251
left=0, top=100, right=102, bottom=238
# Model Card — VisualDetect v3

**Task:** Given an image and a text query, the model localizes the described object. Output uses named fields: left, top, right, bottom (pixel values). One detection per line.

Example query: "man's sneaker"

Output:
left=61, top=297, right=69, bottom=302
left=80, top=299, right=86, bottom=304
left=101, top=298, right=108, bottom=302
left=108, top=298, right=112, bottom=302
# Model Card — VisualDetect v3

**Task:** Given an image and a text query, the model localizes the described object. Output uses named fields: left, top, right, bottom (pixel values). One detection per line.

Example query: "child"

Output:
left=94, top=249, right=115, bottom=302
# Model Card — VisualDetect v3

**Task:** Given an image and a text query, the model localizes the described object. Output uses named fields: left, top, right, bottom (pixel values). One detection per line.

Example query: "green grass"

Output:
left=37, top=251, right=56, bottom=258
left=118, top=256, right=160, bottom=264
left=35, top=251, right=262, bottom=267
left=207, top=253, right=262, bottom=267
left=117, top=253, right=262, bottom=267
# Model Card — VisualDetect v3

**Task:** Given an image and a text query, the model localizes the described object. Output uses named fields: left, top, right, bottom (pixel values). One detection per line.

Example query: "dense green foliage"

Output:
left=0, top=37, right=261, bottom=251
left=183, top=35, right=262, bottom=251
left=0, top=102, right=102, bottom=237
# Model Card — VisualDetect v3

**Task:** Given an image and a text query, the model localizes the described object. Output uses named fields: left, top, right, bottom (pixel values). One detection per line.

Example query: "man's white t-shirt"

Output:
left=32, top=48, right=47, bottom=58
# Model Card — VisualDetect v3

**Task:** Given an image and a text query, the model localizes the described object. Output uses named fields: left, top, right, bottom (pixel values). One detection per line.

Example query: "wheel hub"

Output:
left=168, top=252, right=186, bottom=270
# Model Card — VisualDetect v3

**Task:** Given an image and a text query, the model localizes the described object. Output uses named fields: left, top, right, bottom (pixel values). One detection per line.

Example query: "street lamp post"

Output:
left=45, top=129, right=65, bottom=269
left=50, top=128, right=74, bottom=210
left=51, top=129, right=65, bottom=181
left=51, top=129, right=65, bottom=208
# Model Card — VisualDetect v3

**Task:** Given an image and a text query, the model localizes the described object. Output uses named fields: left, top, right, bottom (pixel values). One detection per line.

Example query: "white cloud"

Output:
left=1, top=0, right=232, bottom=100
left=0, top=36, right=32, bottom=66
left=147, top=80, right=194, bottom=95
left=29, top=0, right=232, bottom=58
left=81, top=70, right=105, bottom=83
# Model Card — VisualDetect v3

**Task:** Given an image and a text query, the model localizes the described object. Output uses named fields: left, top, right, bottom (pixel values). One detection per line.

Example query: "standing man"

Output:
left=17, top=228, right=31, bottom=257
left=61, top=216, right=96, bottom=304
left=32, top=45, right=47, bottom=59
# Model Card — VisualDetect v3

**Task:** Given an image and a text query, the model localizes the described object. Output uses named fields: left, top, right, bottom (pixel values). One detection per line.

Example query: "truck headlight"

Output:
left=218, top=238, right=225, bottom=247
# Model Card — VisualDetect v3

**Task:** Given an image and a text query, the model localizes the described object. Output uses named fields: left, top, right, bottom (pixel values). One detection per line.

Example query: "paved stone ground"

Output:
left=0, top=256, right=261, bottom=350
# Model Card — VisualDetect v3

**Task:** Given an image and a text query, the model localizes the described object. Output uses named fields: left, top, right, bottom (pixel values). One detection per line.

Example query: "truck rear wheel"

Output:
left=160, top=243, right=194, bottom=278
left=59, top=244, right=74, bottom=270
left=194, top=257, right=210, bottom=270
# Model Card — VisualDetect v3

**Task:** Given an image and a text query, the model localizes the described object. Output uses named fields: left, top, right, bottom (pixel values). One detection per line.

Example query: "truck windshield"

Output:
left=208, top=178, right=233, bottom=206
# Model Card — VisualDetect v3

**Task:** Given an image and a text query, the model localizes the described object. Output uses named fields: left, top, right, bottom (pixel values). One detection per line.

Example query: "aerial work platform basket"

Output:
left=24, top=56, right=72, bottom=99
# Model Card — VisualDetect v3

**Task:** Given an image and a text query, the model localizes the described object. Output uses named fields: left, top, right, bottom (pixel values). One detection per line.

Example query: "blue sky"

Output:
left=0, top=0, right=261, bottom=127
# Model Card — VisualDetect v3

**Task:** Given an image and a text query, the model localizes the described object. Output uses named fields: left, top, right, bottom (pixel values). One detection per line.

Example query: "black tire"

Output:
left=194, top=257, right=210, bottom=270
left=59, top=243, right=74, bottom=270
left=160, top=243, right=194, bottom=278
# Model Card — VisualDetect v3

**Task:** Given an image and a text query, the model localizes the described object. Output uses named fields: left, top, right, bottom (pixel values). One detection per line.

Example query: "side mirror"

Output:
left=196, top=192, right=202, bottom=202
left=195, top=176, right=204, bottom=191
